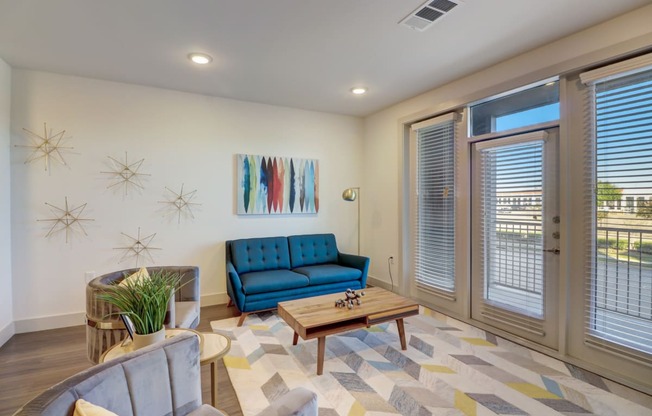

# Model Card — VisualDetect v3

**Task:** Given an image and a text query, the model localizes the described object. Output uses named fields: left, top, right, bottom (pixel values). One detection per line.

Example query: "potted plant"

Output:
left=98, top=269, right=182, bottom=349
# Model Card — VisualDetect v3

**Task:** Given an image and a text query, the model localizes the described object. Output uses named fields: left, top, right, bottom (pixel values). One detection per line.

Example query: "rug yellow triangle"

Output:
left=223, top=356, right=251, bottom=370
left=249, top=324, right=269, bottom=331
left=454, top=390, right=477, bottom=416
left=422, top=364, right=456, bottom=374
left=347, top=401, right=365, bottom=416
left=460, top=337, right=496, bottom=346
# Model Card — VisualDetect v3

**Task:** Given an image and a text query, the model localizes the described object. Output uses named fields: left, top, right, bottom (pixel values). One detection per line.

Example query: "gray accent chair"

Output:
left=13, top=333, right=319, bottom=416
left=86, top=266, right=201, bottom=364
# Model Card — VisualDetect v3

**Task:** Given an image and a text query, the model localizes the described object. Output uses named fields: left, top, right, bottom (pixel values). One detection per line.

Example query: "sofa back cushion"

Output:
left=288, top=233, right=339, bottom=268
left=230, top=236, right=291, bottom=274
left=15, top=333, right=201, bottom=416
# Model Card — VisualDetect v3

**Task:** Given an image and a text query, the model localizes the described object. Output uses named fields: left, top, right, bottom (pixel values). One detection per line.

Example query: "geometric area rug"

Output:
left=212, top=307, right=652, bottom=416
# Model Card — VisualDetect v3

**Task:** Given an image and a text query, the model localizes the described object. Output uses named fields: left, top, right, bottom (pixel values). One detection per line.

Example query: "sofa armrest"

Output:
left=256, top=387, right=318, bottom=416
left=226, top=261, right=246, bottom=311
left=338, top=252, right=370, bottom=288
left=176, top=266, right=200, bottom=302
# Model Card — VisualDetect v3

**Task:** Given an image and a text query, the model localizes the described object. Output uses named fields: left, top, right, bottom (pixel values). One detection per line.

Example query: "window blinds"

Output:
left=477, top=139, right=545, bottom=327
left=412, top=115, right=456, bottom=295
left=582, top=57, right=652, bottom=361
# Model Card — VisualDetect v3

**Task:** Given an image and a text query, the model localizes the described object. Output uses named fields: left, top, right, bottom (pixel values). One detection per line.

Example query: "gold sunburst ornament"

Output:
left=17, top=122, right=73, bottom=171
left=159, top=183, right=201, bottom=224
left=101, top=151, right=151, bottom=195
left=38, top=197, right=94, bottom=243
left=114, top=227, right=161, bottom=266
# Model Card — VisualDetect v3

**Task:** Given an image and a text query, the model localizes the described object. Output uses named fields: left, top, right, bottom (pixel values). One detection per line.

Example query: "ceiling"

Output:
left=0, top=0, right=649, bottom=117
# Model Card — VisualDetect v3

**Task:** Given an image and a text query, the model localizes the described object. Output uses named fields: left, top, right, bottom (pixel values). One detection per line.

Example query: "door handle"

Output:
left=543, top=248, right=560, bottom=254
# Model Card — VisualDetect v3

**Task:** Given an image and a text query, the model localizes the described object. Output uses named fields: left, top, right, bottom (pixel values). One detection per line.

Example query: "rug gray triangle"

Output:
left=211, top=308, right=652, bottom=416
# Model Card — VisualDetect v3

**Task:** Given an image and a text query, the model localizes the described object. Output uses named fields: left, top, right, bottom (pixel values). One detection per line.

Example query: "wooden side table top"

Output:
left=278, top=286, right=419, bottom=340
left=100, top=328, right=231, bottom=365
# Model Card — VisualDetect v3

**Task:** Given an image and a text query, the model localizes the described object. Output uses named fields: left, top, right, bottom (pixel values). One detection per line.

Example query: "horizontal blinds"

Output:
left=478, top=140, right=546, bottom=331
left=414, top=117, right=456, bottom=294
left=584, top=64, right=652, bottom=360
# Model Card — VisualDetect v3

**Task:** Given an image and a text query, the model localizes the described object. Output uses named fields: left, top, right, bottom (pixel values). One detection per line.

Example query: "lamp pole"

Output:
left=342, top=187, right=360, bottom=255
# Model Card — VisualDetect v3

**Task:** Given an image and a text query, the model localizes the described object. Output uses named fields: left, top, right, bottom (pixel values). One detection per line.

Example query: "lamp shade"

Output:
left=342, top=188, right=357, bottom=201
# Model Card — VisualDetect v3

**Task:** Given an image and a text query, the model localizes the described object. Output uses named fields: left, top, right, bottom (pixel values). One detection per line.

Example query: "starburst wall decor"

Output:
left=114, top=227, right=161, bottom=266
left=38, top=197, right=94, bottom=243
left=159, top=183, right=201, bottom=224
left=17, top=122, right=73, bottom=171
left=101, top=151, right=151, bottom=196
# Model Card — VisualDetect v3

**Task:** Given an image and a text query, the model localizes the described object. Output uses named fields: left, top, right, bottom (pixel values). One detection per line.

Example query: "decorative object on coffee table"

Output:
left=334, top=288, right=365, bottom=309
left=98, top=269, right=182, bottom=350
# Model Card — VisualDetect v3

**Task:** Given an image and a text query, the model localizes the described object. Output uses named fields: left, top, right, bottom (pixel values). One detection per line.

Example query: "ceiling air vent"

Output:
left=400, top=0, right=461, bottom=32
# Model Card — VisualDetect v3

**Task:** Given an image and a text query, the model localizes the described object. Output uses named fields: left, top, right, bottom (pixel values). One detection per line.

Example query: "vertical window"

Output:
left=412, top=114, right=456, bottom=293
left=581, top=55, right=652, bottom=358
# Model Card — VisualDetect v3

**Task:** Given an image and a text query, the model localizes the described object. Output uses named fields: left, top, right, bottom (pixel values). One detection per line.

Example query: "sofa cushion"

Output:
left=230, top=237, right=291, bottom=274
left=288, top=234, right=338, bottom=268
left=240, top=269, right=309, bottom=295
left=175, top=301, right=200, bottom=329
left=292, top=264, right=362, bottom=285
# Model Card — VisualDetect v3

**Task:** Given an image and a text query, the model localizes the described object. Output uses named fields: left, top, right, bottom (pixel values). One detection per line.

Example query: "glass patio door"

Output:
left=471, top=128, right=559, bottom=349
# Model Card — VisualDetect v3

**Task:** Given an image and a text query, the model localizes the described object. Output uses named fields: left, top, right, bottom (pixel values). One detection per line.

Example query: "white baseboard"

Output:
left=201, top=292, right=229, bottom=307
left=14, top=312, right=86, bottom=334
left=367, top=275, right=394, bottom=291
left=10, top=293, right=230, bottom=335
left=0, top=321, right=15, bottom=348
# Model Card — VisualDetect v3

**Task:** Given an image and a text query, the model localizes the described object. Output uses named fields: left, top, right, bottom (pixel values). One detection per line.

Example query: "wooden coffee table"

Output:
left=278, top=287, right=419, bottom=375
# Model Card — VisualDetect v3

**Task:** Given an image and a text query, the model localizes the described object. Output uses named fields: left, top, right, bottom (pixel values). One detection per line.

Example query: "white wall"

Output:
left=0, top=58, right=13, bottom=345
left=362, top=4, right=652, bottom=288
left=10, top=70, right=363, bottom=332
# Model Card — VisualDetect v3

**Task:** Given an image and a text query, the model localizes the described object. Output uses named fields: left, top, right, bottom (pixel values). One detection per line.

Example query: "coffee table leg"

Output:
left=396, top=318, right=407, bottom=350
left=210, top=359, right=218, bottom=406
left=317, top=336, right=325, bottom=375
left=293, top=331, right=299, bottom=345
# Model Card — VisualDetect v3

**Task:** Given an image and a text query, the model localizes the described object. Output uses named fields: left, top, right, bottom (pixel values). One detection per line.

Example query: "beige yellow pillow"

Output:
left=73, top=399, right=118, bottom=416
left=119, top=267, right=150, bottom=286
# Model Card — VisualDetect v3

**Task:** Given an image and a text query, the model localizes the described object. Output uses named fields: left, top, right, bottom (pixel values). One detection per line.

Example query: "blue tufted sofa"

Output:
left=225, top=233, right=369, bottom=326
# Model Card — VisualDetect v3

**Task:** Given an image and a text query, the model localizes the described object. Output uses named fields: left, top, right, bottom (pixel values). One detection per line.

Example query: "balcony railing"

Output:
left=595, top=227, right=652, bottom=322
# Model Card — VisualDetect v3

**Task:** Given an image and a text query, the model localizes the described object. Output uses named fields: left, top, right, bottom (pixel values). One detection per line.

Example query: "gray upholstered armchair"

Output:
left=85, top=266, right=200, bottom=363
left=14, top=333, right=318, bottom=416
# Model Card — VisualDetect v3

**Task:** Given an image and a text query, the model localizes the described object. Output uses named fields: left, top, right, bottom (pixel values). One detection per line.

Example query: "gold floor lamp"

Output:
left=341, top=187, right=360, bottom=255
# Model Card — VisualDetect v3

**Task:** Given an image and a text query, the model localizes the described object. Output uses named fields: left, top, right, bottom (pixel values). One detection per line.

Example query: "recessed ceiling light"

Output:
left=188, top=53, right=212, bottom=65
left=351, top=87, right=367, bottom=95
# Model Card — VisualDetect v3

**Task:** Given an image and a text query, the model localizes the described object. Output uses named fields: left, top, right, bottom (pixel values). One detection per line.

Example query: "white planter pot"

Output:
left=132, top=327, right=165, bottom=350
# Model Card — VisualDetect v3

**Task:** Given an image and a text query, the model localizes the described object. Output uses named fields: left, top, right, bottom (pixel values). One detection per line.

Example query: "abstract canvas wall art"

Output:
left=236, top=154, right=319, bottom=215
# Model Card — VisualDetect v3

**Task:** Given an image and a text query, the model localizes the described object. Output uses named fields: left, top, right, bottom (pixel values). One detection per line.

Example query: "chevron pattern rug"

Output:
left=211, top=307, right=652, bottom=416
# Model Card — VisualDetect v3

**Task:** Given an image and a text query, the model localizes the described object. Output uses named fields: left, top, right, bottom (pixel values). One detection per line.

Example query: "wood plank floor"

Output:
left=0, top=304, right=243, bottom=416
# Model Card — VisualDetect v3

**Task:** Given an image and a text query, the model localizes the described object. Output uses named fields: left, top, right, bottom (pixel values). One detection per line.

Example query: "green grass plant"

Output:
left=98, top=270, right=182, bottom=335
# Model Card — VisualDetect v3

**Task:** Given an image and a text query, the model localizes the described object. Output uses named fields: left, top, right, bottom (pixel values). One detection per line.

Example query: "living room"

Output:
left=2, top=1, right=652, bottom=415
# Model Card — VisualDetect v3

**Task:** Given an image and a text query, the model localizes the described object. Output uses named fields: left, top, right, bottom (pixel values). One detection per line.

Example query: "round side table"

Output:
left=100, top=328, right=231, bottom=406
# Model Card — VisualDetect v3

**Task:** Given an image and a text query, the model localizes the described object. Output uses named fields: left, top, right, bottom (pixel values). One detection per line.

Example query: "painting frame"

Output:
left=236, top=154, right=319, bottom=215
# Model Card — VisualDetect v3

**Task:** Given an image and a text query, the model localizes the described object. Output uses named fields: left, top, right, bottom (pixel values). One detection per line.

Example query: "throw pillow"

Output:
left=119, top=267, right=150, bottom=286
left=73, top=399, right=118, bottom=416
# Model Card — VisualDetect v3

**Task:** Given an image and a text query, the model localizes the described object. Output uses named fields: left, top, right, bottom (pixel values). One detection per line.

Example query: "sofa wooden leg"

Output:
left=227, top=298, right=234, bottom=307
left=237, top=313, right=248, bottom=327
